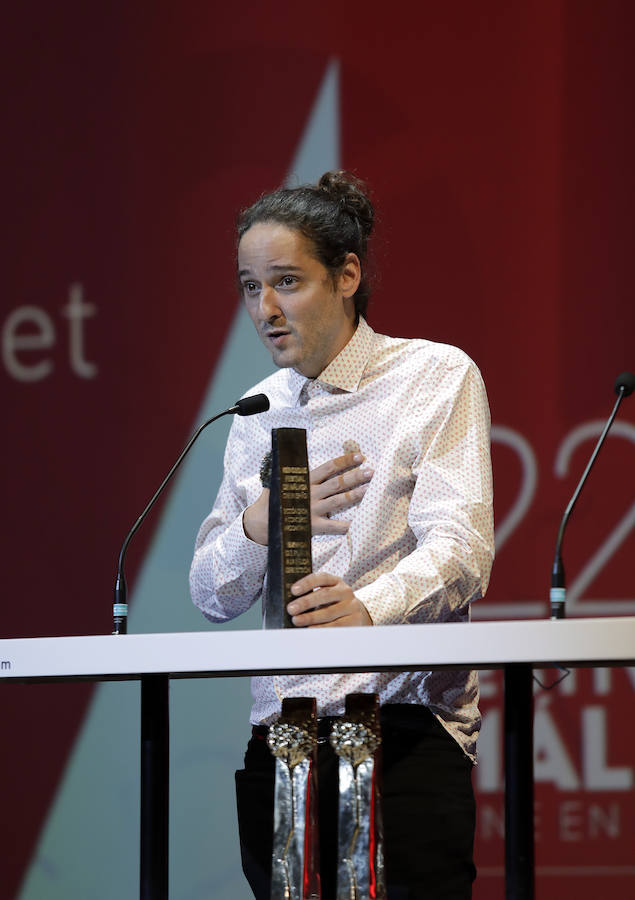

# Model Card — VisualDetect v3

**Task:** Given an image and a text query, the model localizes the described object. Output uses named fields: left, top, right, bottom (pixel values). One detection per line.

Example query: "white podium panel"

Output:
left=2, top=617, right=634, bottom=682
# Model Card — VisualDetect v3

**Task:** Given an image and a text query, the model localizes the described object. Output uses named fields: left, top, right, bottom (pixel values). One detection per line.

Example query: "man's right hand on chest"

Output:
left=242, top=450, right=373, bottom=545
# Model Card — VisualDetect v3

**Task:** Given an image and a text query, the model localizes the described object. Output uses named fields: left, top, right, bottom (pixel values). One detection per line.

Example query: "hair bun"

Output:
left=317, top=170, right=374, bottom=240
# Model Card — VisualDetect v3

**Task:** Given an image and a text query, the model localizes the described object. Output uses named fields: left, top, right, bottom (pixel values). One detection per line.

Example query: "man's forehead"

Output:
left=238, top=226, right=314, bottom=275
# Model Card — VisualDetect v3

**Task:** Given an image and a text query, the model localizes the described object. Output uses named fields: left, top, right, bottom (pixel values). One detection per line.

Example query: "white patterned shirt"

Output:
left=190, top=318, right=494, bottom=760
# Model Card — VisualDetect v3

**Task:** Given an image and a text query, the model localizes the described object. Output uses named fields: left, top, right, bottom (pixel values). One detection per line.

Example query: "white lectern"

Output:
left=3, top=616, right=635, bottom=900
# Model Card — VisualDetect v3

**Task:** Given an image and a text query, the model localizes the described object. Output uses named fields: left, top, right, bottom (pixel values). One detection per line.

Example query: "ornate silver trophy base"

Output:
left=330, top=694, right=386, bottom=900
left=268, top=697, right=321, bottom=900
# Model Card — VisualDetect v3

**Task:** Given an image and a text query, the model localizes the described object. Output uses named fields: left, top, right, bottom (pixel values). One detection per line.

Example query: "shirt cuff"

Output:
left=217, top=510, right=268, bottom=577
left=354, top=582, right=404, bottom=627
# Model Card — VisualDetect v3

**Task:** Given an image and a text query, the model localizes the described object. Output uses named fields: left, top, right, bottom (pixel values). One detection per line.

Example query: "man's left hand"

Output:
left=287, top=573, right=372, bottom=627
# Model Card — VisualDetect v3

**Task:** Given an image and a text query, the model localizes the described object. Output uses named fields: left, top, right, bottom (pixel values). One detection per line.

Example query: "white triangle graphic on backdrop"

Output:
left=19, top=59, right=340, bottom=900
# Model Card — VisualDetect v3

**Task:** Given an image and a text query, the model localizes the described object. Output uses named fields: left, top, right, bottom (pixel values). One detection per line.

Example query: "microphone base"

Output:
left=113, top=602, right=128, bottom=634
left=550, top=588, right=566, bottom=620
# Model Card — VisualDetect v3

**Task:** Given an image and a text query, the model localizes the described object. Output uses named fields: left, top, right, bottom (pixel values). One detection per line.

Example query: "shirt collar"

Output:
left=284, top=318, right=375, bottom=405
left=319, top=317, right=375, bottom=392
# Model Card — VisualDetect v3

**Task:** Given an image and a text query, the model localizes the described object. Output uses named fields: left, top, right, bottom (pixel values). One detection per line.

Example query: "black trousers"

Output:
left=235, top=704, right=476, bottom=899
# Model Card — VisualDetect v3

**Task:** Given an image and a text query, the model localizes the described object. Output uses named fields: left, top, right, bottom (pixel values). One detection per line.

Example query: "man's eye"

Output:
left=243, top=282, right=258, bottom=294
left=279, top=275, right=297, bottom=288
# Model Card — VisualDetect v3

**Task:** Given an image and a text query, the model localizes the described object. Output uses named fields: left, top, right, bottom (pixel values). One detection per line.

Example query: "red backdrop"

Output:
left=2, top=2, right=634, bottom=897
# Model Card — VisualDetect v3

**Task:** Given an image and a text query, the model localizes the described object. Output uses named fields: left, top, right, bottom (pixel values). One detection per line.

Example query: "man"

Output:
left=190, top=171, right=494, bottom=898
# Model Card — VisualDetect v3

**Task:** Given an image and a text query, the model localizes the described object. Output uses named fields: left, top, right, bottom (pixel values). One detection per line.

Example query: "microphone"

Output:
left=232, top=393, right=270, bottom=416
left=614, top=371, right=635, bottom=397
left=113, top=393, right=270, bottom=634
left=550, top=372, right=634, bottom=619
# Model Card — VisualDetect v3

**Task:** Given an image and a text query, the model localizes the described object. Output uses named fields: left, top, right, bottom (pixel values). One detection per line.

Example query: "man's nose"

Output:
left=259, top=285, right=281, bottom=321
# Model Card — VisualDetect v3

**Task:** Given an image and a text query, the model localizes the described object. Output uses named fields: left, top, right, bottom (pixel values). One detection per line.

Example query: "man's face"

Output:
left=238, top=222, right=357, bottom=378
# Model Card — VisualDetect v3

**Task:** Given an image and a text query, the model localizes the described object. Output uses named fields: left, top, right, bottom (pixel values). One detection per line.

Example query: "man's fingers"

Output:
left=311, top=481, right=369, bottom=534
left=313, top=483, right=369, bottom=517
left=287, top=585, right=343, bottom=627
left=287, top=575, right=372, bottom=628
left=310, top=451, right=365, bottom=486
left=291, top=605, right=345, bottom=627
left=308, top=452, right=373, bottom=536
left=311, top=463, right=374, bottom=501
left=312, top=515, right=350, bottom=535
left=290, top=572, right=339, bottom=596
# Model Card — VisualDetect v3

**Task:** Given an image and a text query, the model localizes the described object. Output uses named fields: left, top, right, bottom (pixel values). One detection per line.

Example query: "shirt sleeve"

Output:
left=189, top=419, right=268, bottom=623
left=355, top=358, right=494, bottom=626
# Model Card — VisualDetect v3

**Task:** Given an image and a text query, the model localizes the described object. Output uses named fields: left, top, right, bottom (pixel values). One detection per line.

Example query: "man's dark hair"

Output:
left=237, top=171, right=375, bottom=320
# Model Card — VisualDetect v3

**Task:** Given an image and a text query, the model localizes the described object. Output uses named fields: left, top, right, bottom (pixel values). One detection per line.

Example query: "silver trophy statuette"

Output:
left=268, top=697, right=320, bottom=899
left=330, top=694, right=386, bottom=900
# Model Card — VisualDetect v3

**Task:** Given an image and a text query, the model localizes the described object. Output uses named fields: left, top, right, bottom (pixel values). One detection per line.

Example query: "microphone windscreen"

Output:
left=614, top=371, right=635, bottom=397
left=235, top=393, right=270, bottom=416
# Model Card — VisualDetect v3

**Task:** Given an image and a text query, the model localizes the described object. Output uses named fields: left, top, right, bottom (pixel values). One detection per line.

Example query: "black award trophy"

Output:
left=264, top=427, right=313, bottom=629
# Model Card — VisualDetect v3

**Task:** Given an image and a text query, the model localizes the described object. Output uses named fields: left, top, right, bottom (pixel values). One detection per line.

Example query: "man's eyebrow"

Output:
left=238, top=264, right=304, bottom=277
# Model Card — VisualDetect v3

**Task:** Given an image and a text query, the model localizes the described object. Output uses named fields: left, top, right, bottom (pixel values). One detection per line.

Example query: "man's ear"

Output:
left=339, top=252, right=362, bottom=299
